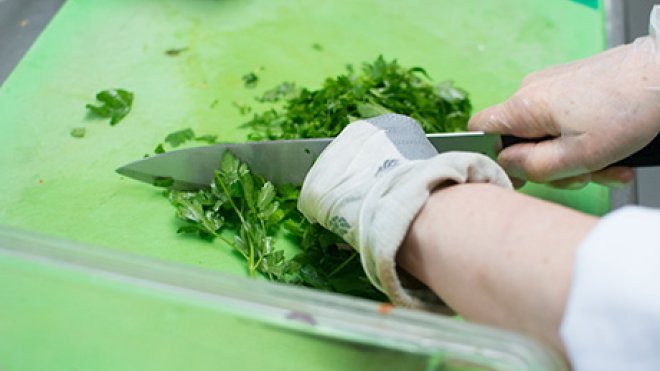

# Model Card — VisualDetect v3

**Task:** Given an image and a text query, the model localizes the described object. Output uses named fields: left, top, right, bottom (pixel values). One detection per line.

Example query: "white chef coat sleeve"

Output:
left=560, top=206, right=660, bottom=371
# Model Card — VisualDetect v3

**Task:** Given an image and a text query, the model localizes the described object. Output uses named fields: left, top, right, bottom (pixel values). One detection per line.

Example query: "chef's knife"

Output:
left=116, top=133, right=660, bottom=190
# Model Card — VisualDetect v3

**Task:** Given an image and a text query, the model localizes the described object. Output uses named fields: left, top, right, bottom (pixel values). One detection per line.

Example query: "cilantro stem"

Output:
left=218, top=234, right=249, bottom=261
left=253, top=220, right=268, bottom=274
left=244, top=225, right=256, bottom=277
left=217, top=178, right=258, bottom=276
left=218, top=181, right=246, bottom=225
left=328, top=251, right=358, bottom=278
left=255, top=249, right=265, bottom=272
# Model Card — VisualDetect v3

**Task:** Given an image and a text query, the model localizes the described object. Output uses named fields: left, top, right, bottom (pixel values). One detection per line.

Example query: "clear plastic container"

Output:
left=0, top=226, right=566, bottom=371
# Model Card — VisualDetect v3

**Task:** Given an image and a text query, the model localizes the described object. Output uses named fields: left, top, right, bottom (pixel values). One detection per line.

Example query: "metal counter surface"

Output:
left=0, top=0, right=65, bottom=85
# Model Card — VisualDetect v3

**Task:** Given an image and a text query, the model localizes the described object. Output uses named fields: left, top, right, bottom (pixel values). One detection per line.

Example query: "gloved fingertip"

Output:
left=611, top=167, right=635, bottom=183
left=467, top=105, right=505, bottom=132
left=496, top=145, right=533, bottom=181
left=592, top=167, right=635, bottom=187
left=548, top=175, right=591, bottom=190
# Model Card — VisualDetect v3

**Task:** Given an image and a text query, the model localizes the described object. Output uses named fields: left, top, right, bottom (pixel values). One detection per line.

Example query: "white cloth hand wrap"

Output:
left=299, top=114, right=512, bottom=311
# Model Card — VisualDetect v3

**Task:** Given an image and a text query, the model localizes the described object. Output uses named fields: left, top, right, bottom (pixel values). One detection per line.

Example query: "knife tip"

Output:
left=115, top=165, right=129, bottom=177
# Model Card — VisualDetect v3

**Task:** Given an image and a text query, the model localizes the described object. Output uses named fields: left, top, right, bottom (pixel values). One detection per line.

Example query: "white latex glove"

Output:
left=469, top=6, right=660, bottom=189
left=298, top=114, right=512, bottom=311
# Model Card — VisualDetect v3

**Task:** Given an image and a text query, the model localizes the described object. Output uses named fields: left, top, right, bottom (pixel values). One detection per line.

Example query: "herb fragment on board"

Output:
left=232, top=101, right=252, bottom=115
left=165, top=128, right=195, bottom=147
left=255, top=81, right=297, bottom=103
left=86, top=89, right=134, bottom=126
left=194, top=134, right=218, bottom=144
left=153, top=176, right=174, bottom=188
left=162, top=128, right=218, bottom=151
left=165, top=47, right=188, bottom=56
left=242, top=72, right=259, bottom=88
left=70, top=127, right=86, bottom=138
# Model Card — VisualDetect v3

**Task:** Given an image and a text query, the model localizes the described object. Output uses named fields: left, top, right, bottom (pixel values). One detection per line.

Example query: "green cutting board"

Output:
left=0, top=0, right=607, bottom=280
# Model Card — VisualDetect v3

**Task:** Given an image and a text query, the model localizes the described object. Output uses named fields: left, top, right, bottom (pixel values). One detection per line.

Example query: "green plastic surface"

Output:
left=0, top=0, right=604, bottom=368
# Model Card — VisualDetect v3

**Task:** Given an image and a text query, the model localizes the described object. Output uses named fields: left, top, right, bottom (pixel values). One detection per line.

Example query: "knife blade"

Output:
left=116, top=132, right=499, bottom=190
left=117, top=132, right=660, bottom=190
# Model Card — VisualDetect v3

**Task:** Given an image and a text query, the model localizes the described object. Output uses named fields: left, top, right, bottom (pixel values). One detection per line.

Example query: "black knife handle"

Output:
left=501, top=134, right=660, bottom=168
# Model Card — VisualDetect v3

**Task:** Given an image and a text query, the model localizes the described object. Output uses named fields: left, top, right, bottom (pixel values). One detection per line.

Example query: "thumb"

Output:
left=468, top=94, right=557, bottom=138
left=496, top=136, right=588, bottom=183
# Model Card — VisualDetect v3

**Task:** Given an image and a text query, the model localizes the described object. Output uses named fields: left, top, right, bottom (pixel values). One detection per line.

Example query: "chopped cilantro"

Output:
left=243, top=55, right=471, bottom=140
left=70, top=127, right=86, bottom=138
left=169, top=151, right=387, bottom=299
left=165, top=47, right=188, bottom=56
left=165, top=128, right=195, bottom=147
left=256, top=81, right=297, bottom=103
left=232, top=101, right=252, bottom=115
left=194, top=134, right=218, bottom=144
left=242, top=72, right=259, bottom=88
left=86, top=89, right=134, bottom=126
left=154, top=176, right=174, bottom=188
left=161, top=128, right=217, bottom=151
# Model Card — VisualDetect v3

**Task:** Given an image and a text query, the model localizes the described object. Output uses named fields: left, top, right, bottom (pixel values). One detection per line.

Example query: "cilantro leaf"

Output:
left=159, top=128, right=217, bottom=153
left=232, top=101, right=252, bottom=115
left=256, top=82, right=297, bottom=103
left=86, top=89, right=134, bottom=126
left=171, top=151, right=294, bottom=279
left=242, top=72, right=259, bottom=88
left=70, top=127, right=86, bottom=138
left=195, top=134, right=218, bottom=144
left=153, top=176, right=174, bottom=188
left=165, top=128, right=195, bottom=147
left=170, top=191, right=223, bottom=238
left=165, top=47, right=188, bottom=56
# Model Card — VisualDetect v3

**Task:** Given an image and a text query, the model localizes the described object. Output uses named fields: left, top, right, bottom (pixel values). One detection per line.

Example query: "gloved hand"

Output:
left=469, top=6, right=660, bottom=189
left=298, top=114, right=512, bottom=311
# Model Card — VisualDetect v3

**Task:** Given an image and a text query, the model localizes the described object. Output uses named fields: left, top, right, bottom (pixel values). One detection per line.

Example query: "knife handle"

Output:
left=501, top=134, right=660, bottom=168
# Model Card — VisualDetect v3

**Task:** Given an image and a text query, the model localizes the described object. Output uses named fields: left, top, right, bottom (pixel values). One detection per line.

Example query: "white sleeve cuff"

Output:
left=560, top=206, right=660, bottom=371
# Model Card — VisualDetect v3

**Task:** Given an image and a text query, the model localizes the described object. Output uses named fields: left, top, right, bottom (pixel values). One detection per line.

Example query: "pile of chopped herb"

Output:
left=243, top=55, right=470, bottom=140
left=169, top=152, right=384, bottom=300
left=166, top=56, right=471, bottom=301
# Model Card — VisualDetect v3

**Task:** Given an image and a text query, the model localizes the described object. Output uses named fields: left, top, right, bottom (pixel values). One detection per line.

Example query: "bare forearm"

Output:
left=398, top=183, right=598, bottom=351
